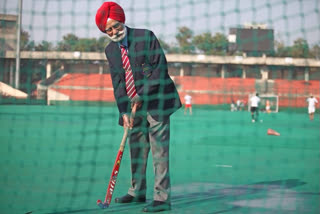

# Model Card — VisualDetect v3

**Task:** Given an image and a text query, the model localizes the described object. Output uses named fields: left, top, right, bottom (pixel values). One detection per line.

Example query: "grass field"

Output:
left=0, top=105, right=319, bottom=214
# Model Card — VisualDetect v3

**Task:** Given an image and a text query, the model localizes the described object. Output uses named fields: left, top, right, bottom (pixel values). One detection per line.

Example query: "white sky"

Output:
left=1, top=0, right=319, bottom=46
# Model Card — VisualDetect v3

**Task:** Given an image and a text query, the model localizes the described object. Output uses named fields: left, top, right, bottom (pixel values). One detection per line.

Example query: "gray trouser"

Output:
left=127, top=113, right=171, bottom=202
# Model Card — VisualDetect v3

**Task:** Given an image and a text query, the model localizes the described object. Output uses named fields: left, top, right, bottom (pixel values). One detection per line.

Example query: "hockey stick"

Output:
left=97, top=104, right=137, bottom=209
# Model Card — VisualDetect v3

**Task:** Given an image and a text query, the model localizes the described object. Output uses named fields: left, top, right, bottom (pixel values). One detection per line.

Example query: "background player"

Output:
left=184, top=94, right=192, bottom=115
left=250, top=93, right=260, bottom=122
left=306, top=94, right=318, bottom=121
left=231, top=100, right=237, bottom=112
left=265, top=100, right=271, bottom=113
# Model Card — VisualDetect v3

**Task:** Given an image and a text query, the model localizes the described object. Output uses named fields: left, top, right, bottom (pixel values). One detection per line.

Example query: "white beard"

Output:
left=106, top=26, right=127, bottom=42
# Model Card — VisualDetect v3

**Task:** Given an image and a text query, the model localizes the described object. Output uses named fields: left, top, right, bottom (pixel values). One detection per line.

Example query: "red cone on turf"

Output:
left=267, top=128, right=280, bottom=136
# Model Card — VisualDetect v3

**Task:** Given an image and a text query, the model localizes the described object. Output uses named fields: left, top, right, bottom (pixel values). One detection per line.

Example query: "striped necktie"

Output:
left=120, top=45, right=137, bottom=99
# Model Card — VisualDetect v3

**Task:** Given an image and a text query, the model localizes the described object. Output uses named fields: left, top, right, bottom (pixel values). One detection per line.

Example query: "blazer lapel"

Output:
left=127, top=27, right=138, bottom=77
left=127, top=27, right=135, bottom=61
left=109, top=42, right=125, bottom=82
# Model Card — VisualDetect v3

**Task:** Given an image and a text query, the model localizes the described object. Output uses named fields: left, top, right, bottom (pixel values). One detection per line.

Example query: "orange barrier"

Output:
left=49, top=74, right=319, bottom=107
left=273, top=80, right=319, bottom=95
left=174, top=76, right=255, bottom=93
left=273, top=80, right=319, bottom=107
left=175, top=77, right=255, bottom=105
left=56, top=73, right=113, bottom=88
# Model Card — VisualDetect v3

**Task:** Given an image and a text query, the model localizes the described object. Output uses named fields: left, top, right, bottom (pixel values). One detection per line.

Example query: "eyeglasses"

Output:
left=105, top=22, right=123, bottom=34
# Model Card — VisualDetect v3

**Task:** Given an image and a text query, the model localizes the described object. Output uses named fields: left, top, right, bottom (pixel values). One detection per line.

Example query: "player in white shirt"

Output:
left=231, top=100, right=237, bottom=112
left=306, top=94, right=318, bottom=121
left=184, top=94, right=192, bottom=115
left=236, top=99, right=244, bottom=111
left=250, top=93, right=261, bottom=122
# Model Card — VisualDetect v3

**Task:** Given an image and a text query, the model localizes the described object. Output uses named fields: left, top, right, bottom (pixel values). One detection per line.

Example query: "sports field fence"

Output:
left=0, top=0, right=319, bottom=213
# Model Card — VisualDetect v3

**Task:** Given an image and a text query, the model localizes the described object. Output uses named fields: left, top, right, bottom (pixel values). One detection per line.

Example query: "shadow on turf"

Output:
left=171, top=179, right=308, bottom=213
left=43, top=179, right=313, bottom=214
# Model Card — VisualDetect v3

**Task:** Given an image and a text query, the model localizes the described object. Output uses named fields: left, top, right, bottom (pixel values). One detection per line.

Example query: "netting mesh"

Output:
left=0, top=0, right=319, bottom=213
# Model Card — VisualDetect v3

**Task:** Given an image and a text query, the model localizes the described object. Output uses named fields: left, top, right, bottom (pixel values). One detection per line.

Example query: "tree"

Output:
left=291, top=38, right=309, bottom=58
left=274, top=40, right=291, bottom=57
left=158, top=38, right=171, bottom=53
left=21, top=29, right=35, bottom=51
left=34, top=41, right=54, bottom=51
left=193, top=32, right=214, bottom=54
left=158, top=38, right=180, bottom=54
left=56, top=34, right=111, bottom=52
left=309, top=44, right=320, bottom=59
left=56, top=33, right=79, bottom=51
left=193, top=32, right=228, bottom=55
left=97, top=36, right=111, bottom=52
left=73, top=38, right=99, bottom=52
left=175, top=26, right=195, bottom=54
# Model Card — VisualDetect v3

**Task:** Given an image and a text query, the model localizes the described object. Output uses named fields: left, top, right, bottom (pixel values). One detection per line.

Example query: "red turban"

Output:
left=95, top=2, right=125, bottom=33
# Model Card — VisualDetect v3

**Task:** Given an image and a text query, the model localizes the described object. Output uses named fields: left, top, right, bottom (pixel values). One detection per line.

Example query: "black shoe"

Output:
left=114, top=194, right=146, bottom=203
left=143, top=201, right=171, bottom=212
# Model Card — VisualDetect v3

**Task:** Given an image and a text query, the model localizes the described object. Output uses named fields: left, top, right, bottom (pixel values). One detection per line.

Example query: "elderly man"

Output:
left=96, top=2, right=181, bottom=212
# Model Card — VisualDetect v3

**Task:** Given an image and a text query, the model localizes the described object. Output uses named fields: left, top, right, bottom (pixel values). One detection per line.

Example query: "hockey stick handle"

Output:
left=120, top=103, right=138, bottom=151
left=130, top=103, right=138, bottom=121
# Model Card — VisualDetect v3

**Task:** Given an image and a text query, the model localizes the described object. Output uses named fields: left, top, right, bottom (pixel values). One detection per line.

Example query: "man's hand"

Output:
left=122, top=102, right=140, bottom=129
left=122, top=114, right=131, bottom=129
left=131, top=100, right=142, bottom=109
left=131, top=95, right=142, bottom=109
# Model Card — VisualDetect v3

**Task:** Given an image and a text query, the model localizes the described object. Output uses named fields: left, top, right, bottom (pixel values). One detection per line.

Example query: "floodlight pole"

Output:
left=15, top=0, right=22, bottom=89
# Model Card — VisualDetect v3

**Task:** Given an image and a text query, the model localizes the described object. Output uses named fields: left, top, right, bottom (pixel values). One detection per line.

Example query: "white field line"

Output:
left=215, top=164, right=233, bottom=168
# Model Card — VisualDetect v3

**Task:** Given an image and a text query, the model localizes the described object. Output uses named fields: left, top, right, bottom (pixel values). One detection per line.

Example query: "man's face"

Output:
left=105, top=19, right=126, bottom=42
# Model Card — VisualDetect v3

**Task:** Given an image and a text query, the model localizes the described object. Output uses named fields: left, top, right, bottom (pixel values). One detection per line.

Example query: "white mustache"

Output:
left=107, top=27, right=126, bottom=42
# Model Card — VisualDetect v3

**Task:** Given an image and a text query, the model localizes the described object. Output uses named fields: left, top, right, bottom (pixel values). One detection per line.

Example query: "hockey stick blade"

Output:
left=97, top=199, right=108, bottom=209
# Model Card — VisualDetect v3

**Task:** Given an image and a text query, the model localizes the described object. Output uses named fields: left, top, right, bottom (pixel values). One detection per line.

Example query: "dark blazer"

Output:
left=105, top=27, right=181, bottom=125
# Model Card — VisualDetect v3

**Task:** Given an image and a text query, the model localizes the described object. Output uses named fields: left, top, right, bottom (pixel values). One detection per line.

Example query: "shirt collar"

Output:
left=118, top=33, right=128, bottom=49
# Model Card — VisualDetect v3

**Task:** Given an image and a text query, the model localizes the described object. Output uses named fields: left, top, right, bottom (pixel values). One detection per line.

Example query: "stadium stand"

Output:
left=0, top=81, right=28, bottom=98
left=44, top=73, right=318, bottom=108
